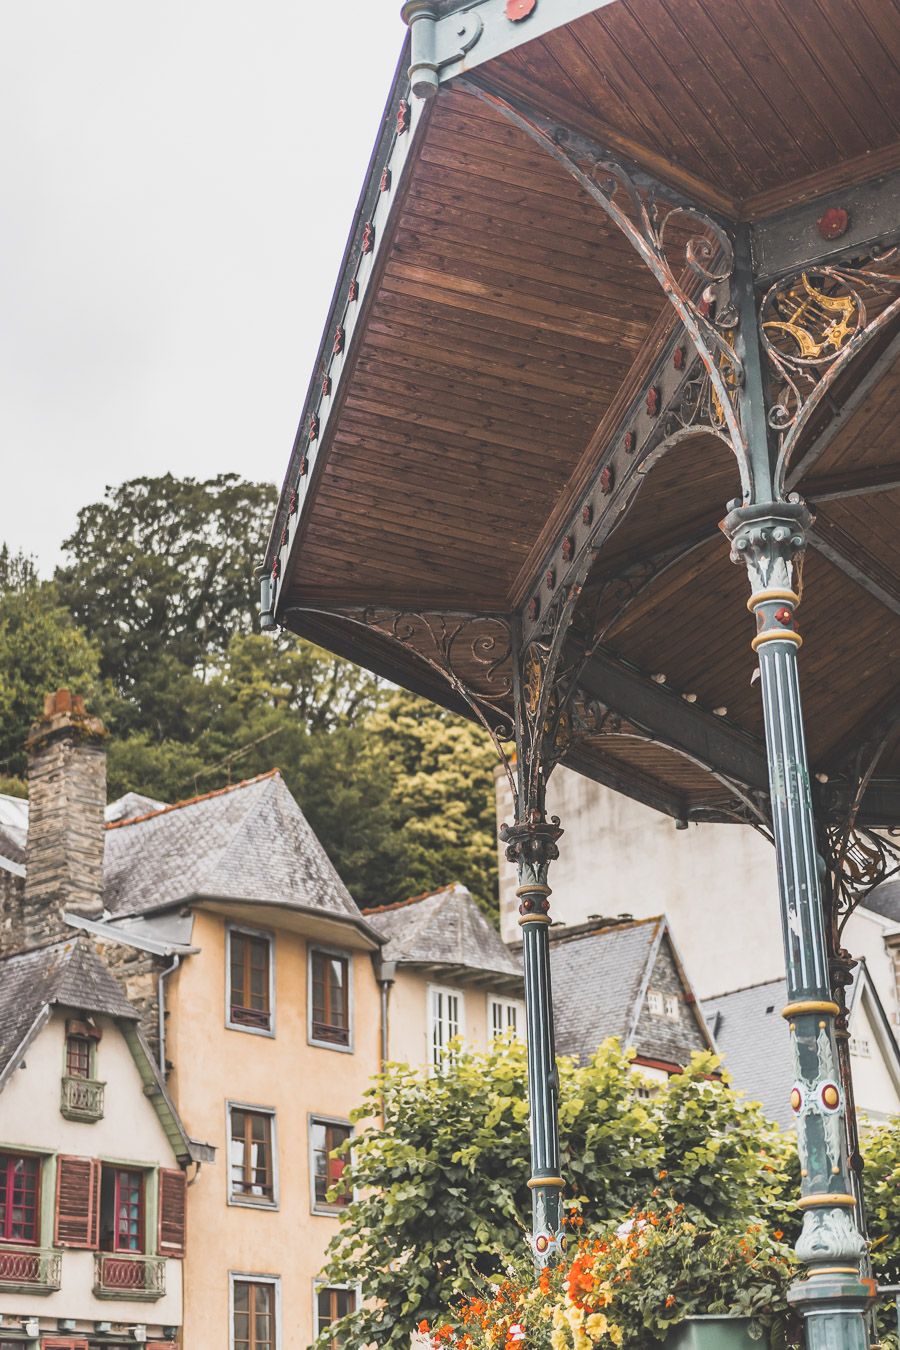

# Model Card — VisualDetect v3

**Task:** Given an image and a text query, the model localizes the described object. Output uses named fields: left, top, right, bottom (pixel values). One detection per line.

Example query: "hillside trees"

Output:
left=1, top=474, right=500, bottom=910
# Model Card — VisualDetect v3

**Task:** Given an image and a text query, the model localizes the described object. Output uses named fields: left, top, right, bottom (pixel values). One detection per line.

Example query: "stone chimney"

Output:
left=21, top=690, right=107, bottom=950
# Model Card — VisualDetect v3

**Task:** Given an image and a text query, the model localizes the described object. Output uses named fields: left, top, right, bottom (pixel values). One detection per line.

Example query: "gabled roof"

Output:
left=0, top=935, right=197, bottom=1163
left=547, top=917, right=713, bottom=1067
left=103, top=769, right=370, bottom=931
left=366, top=884, right=520, bottom=983
left=106, top=791, right=167, bottom=823
left=0, top=936, right=137, bottom=1084
left=702, top=978, right=793, bottom=1127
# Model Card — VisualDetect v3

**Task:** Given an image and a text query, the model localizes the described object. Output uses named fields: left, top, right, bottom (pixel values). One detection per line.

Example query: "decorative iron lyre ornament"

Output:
left=762, top=271, right=862, bottom=365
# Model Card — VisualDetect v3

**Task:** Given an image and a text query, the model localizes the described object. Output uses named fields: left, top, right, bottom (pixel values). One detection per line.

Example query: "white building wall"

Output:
left=496, top=766, right=900, bottom=1026
left=0, top=1010, right=183, bottom=1327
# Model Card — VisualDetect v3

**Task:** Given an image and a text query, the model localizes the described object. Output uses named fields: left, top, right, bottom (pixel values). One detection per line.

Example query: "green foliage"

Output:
left=315, top=1039, right=792, bottom=1350
left=365, top=690, right=499, bottom=915
left=0, top=547, right=110, bottom=777
left=56, top=473, right=276, bottom=698
left=3, top=473, right=501, bottom=912
left=864, top=1116, right=900, bottom=1343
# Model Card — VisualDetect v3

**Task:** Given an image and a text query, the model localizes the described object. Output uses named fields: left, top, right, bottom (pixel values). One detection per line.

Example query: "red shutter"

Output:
left=158, top=1168, right=187, bottom=1257
left=147, top=1343, right=177, bottom=1350
left=54, top=1156, right=100, bottom=1248
left=42, top=1340, right=91, bottom=1349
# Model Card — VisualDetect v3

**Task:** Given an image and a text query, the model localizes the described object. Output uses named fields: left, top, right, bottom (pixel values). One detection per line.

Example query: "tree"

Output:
left=56, top=474, right=276, bottom=735
left=365, top=690, right=500, bottom=915
left=0, top=547, right=109, bottom=780
left=315, top=1039, right=794, bottom=1349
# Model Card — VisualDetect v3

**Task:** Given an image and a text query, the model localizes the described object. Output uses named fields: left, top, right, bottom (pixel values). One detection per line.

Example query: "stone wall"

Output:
left=0, top=867, right=25, bottom=957
left=94, top=937, right=168, bottom=1069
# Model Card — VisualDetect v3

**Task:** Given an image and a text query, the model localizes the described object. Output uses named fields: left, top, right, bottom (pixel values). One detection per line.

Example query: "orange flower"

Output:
left=773, top=1229, right=784, bottom=1240
left=658, top=1170, right=668, bottom=1179
left=419, top=1321, right=431, bottom=1335
left=666, top=1295, right=676, bottom=1308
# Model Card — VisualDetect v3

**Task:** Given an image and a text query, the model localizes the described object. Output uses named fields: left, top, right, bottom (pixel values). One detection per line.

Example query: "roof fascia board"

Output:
left=121, top=1022, right=200, bottom=1166
left=267, top=40, right=422, bottom=594
left=63, top=910, right=198, bottom=957
left=0, top=1005, right=51, bottom=1094
left=190, top=895, right=384, bottom=950
left=0, top=855, right=25, bottom=878
left=414, top=1, right=620, bottom=92
left=659, top=919, right=717, bottom=1054
left=625, top=919, right=664, bottom=1049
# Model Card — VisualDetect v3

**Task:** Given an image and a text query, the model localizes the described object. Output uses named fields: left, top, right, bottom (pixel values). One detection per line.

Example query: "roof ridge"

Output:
left=547, top=915, right=662, bottom=945
left=364, top=882, right=461, bottom=915
left=105, top=768, right=280, bottom=830
left=701, top=975, right=785, bottom=1000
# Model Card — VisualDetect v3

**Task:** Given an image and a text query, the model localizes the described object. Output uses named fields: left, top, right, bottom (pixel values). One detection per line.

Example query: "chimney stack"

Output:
left=21, top=690, right=107, bottom=950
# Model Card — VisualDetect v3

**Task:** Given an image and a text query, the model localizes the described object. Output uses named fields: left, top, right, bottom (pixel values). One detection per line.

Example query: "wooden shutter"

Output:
left=158, top=1168, right=186, bottom=1257
left=54, top=1156, right=100, bottom=1248
left=42, top=1339, right=91, bottom=1349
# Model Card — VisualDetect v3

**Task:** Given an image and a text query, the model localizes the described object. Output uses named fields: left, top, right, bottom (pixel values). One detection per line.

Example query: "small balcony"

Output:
left=94, top=1251, right=167, bottom=1301
left=60, top=1074, right=105, bottom=1122
left=0, top=1245, right=62, bottom=1295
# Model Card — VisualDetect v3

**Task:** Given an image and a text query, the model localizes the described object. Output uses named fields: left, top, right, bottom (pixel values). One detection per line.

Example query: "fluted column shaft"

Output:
left=725, top=502, right=871, bottom=1350
left=499, top=816, right=566, bottom=1267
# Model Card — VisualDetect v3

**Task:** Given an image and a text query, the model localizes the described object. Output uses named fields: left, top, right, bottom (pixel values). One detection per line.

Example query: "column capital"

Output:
left=722, top=499, right=813, bottom=597
left=499, top=814, right=563, bottom=914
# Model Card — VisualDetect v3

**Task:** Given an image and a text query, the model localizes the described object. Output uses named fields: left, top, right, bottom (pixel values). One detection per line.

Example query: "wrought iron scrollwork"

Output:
left=767, top=251, right=900, bottom=495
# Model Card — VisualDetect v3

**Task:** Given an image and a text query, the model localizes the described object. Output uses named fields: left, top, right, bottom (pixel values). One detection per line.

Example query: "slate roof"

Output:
left=366, top=884, right=520, bottom=981
left=102, top=769, right=369, bottom=929
left=0, top=936, right=137, bottom=1084
left=106, top=791, right=167, bottom=823
left=549, top=917, right=686, bottom=1062
left=862, top=878, right=900, bottom=926
left=702, top=978, right=794, bottom=1127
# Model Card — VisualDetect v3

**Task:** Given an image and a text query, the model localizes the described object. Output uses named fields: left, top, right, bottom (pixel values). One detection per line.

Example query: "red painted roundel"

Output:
left=506, top=0, right=537, bottom=20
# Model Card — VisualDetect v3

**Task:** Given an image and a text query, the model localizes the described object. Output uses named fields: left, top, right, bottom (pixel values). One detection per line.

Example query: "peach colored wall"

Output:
left=166, top=910, right=382, bottom=1350
left=0, top=1010, right=183, bottom=1327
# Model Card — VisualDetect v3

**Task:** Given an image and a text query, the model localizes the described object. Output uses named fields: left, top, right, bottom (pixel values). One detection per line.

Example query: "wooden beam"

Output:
left=577, top=648, right=772, bottom=794
left=809, top=515, right=900, bottom=618
left=786, top=331, right=900, bottom=491
left=804, top=465, right=900, bottom=504
left=751, top=170, right=900, bottom=283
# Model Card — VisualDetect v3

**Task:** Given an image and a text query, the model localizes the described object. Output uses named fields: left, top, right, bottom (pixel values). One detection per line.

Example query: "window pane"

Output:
left=318, top=1286, right=357, bottom=1348
left=312, top=1121, right=350, bottom=1207
left=1, top=1155, right=39, bottom=1243
left=231, top=1109, right=273, bottom=1200
left=311, top=952, right=350, bottom=1045
left=66, top=1035, right=92, bottom=1078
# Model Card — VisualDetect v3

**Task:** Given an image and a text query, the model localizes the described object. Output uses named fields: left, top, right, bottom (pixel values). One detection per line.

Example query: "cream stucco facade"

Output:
left=164, top=907, right=383, bottom=1350
left=384, top=968, right=524, bottom=1069
left=0, top=1009, right=183, bottom=1335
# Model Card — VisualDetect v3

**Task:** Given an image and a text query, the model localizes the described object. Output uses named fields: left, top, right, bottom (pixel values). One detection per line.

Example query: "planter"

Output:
left=666, top=1316, right=764, bottom=1350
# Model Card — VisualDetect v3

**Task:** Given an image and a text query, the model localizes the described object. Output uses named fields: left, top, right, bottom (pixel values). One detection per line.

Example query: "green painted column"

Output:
left=724, top=501, right=871, bottom=1350
left=499, top=815, right=566, bottom=1267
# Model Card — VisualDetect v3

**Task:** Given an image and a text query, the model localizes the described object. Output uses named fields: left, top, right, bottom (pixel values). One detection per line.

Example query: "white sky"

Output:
left=0, top=1, right=406, bottom=573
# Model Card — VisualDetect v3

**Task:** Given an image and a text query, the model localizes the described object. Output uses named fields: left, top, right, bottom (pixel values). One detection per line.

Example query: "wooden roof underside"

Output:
left=272, top=0, right=900, bottom=827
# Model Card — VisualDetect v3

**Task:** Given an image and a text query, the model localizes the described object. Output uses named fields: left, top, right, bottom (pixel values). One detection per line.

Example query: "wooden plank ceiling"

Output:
left=279, top=0, right=900, bottom=819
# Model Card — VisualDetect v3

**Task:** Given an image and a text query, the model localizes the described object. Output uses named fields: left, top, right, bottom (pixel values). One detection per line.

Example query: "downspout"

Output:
left=157, top=955, right=180, bottom=1078
left=376, top=961, right=397, bottom=1067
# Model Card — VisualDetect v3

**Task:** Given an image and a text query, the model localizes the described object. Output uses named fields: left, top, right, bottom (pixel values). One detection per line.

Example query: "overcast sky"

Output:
left=0, top=1, right=405, bottom=573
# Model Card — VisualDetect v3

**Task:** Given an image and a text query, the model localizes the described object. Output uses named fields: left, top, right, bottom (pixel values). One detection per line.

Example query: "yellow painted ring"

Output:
left=782, top=1001, right=839, bottom=1019
left=747, top=588, right=800, bottom=612
left=751, top=629, right=803, bottom=651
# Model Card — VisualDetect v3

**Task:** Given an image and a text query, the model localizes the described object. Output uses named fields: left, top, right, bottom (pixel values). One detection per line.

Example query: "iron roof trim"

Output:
left=63, top=910, right=198, bottom=958
left=263, top=33, right=414, bottom=586
left=105, top=892, right=385, bottom=950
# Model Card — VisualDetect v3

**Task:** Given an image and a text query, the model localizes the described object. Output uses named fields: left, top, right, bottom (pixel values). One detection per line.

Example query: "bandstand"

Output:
left=260, top=5, right=900, bottom=1347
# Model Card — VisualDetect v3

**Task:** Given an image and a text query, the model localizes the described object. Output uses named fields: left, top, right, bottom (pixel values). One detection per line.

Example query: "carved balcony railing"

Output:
left=0, top=1245, right=62, bottom=1295
left=60, top=1074, right=105, bottom=1122
left=93, top=1251, right=166, bottom=1301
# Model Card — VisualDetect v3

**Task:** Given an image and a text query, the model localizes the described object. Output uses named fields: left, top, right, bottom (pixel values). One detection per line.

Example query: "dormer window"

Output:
left=61, top=1019, right=104, bottom=1122
left=227, top=927, right=274, bottom=1035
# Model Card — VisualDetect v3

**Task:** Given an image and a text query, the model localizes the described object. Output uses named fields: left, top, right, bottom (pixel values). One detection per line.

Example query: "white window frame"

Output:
left=312, top=1279, right=362, bottom=1345
left=225, top=923, right=276, bottom=1038
left=487, top=995, right=526, bottom=1040
left=663, top=994, right=680, bottom=1021
left=308, top=1113, right=355, bottom=1216
left=307, top=945, right=355, bottom=1054
left=647, top=989, right=664, bottom=1016
left=428, top=984, right=465, bottom=1070
left=229, top=1271, right=282, bottom=1350
left=226, top=1101, right=280, bottom=1210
